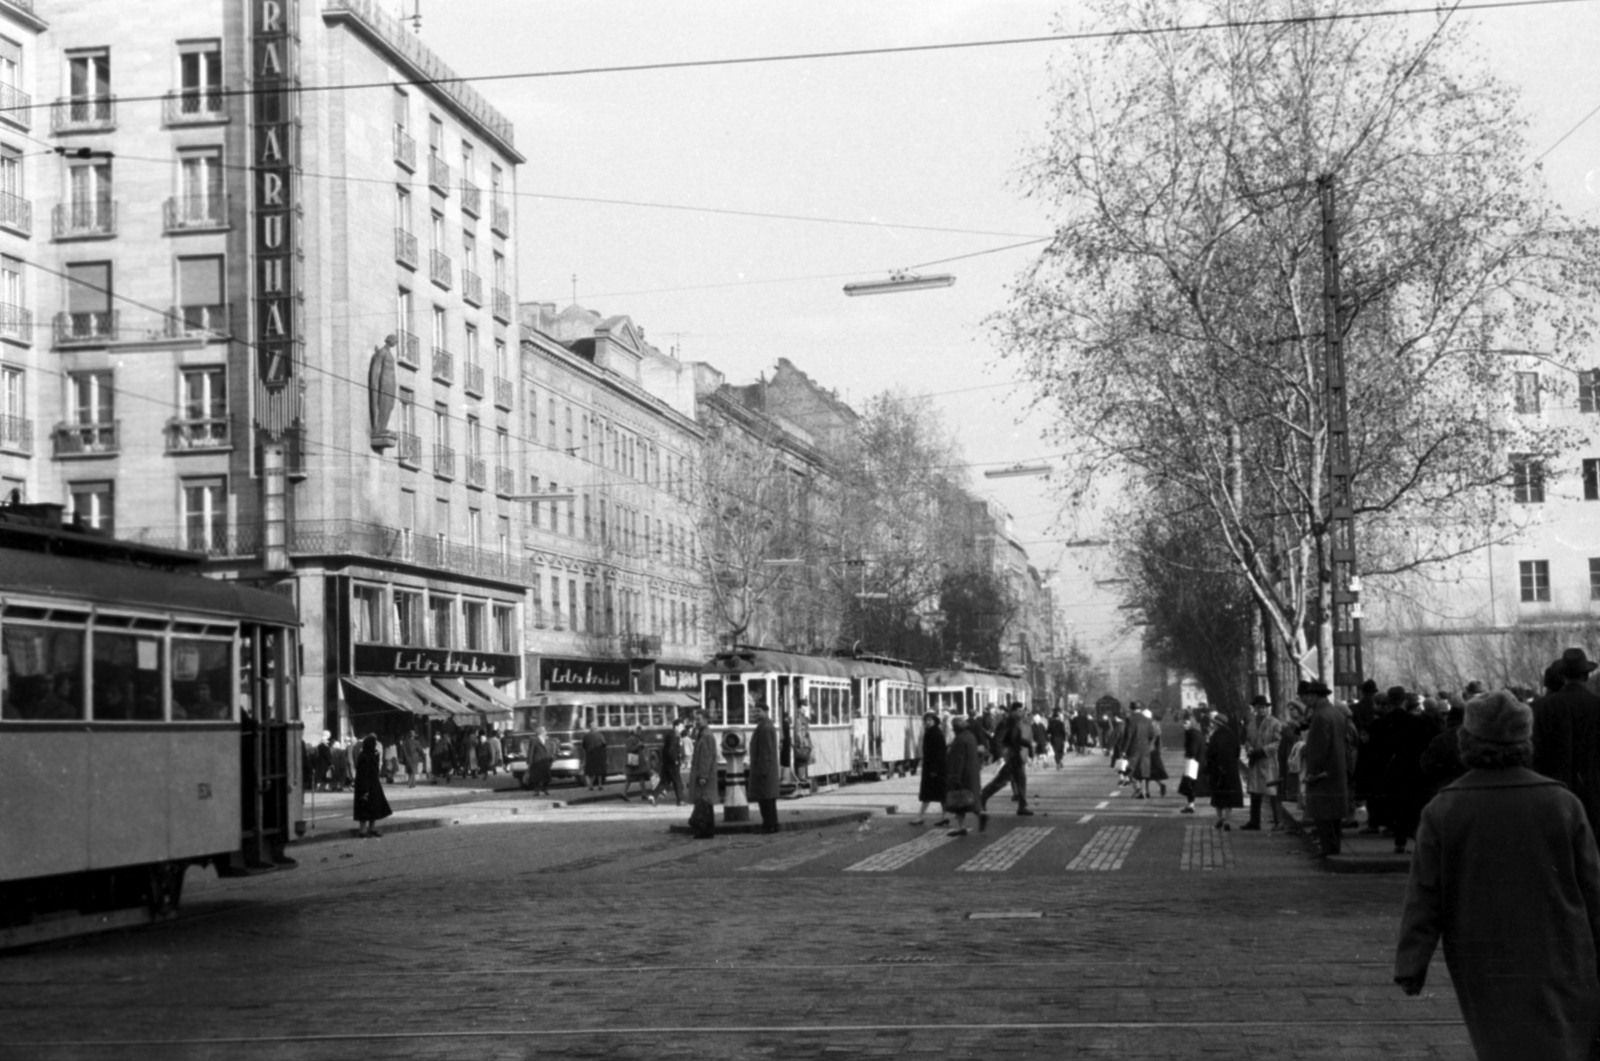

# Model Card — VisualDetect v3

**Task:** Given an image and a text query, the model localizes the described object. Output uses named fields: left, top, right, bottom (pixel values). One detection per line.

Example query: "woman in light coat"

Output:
left=1242, top=696, right=1283, bottom=830
left=687, top=716, right=719, bottom=806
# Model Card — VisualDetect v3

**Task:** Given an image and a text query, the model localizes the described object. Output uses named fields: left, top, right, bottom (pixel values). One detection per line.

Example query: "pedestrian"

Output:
left=943, top=715, right=983, bottom=837
left=1206, top=709, right=1244, bottom=830
left=313, top=730, right=332, bottom=791
left=1110, top=710, right=1131, bottom=784
left=475, top=732, right=493, bottom=778
left=651, top=718, right=687, bottom=806
left=1047, top=709, right=1067, bottom=769
left=1532, top=647, right=1600, bottom=836
left=488, top=729, right=504, bottom=775
left=1358, top=687, right=1407, bottom=835
left=792, top=700, right=814, bottom=793
left=400, top=730, right=423, bottom=788
left=353, top=734, right=392, bottom=839
left=749, top=701, right=780, bottom=833
left=1275, top=699, right=1307, bottom=835
left=581, top=719, right=608, bottom=792
left=1241, top=695, right=1283, bottom=830
left=1300, top=678, right=1357, bottom=857
left=525, top=725, right=556, bottom=795
left=1124, top=704, right=1156, bottom=799
left=687, top=710, right=719, bottom=839
left=621, top=724, right=655, bottom=804
left=330, top=735, right=351, bottom=791
left=1395, top=690, right=1600, bottom=1061
left=1178, top=711, right=1204, bottom=814
left=1095, top=712, right=1111, bottom=755
left=911, top=711, right=949, bottom=826
left=1070, top=708, right=1091, bottom=755
left=430, top=730, right=454, bottom=783
left=978, top=702, right=1035, bottom=829
left=1144, top=716, right=1168, bottom=798
left=1419, top=695, right=1467, bottom=798
left=382, top=739, right=399, bottom=784
left=1384, top=693, right=1442, bottom=855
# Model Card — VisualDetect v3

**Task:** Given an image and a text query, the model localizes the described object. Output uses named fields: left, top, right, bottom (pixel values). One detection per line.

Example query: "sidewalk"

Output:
left=296, top=774, right=626, bottom=844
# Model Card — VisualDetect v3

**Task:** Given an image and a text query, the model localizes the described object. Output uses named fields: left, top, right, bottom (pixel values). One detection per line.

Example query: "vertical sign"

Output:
left=251, top=0, right=299, bottom=440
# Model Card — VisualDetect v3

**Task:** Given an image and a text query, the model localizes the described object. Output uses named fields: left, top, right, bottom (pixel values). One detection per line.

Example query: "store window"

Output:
left=394, top=589, right=423, bottom=646
left=353, top=583, right=385, bottom=643
left=462, top=599, right=486, bottom=651
left=429, top=594, right=453, bottom=649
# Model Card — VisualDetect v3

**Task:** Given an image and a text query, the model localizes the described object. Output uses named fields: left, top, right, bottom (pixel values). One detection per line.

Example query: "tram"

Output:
left=506, top=689, right=698, bottom=785
left=0, top=504, right=301, bottom=949
left=700, top=648, right=927, bottom=786
left=925, top=665, right=1031, bottom=721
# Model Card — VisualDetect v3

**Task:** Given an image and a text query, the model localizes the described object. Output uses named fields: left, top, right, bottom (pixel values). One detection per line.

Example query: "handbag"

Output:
left=942, top=788, right=976, bottom=813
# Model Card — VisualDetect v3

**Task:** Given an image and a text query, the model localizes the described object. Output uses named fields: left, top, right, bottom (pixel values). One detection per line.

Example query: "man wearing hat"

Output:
left=1396, top=690, right=1600, bottom=1061
left=1241, top=694, right=1283, bottom=830
left=1532, top=647, right=1600, bottom=834
left=1298, top=678, right=1357, bottom=857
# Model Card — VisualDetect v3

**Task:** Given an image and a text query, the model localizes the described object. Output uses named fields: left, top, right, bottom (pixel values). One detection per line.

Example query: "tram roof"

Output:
left=0, top=548, right=299, bottom=626
left=517, top=691, right=699, bottom=708
left=704, top=648, right=923, bottom=684
left=925, top=668, right=1028, bottom=691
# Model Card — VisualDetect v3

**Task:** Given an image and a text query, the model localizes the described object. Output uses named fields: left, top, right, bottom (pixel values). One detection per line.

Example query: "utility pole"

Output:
left=1318, top=175, right=1364, bottom=700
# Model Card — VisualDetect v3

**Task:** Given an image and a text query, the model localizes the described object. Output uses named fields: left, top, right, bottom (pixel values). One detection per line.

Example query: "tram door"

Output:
left=849, top=679, right=867, bottom=771
left=775, top=675, right=793, bottom=767
left=240, top=624, right=299, bottom=867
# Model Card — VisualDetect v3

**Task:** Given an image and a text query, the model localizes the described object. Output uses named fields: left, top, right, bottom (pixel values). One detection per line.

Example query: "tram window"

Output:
left=2, top=624, right=85, bottom=720
left=92, top=631, right=163, bottom=721
left=171, top=638, right=231, bottom=721
left=725, top=683, right=746, bottom=726
left=702, top=677, right=723, bottom=725
left=606, top=705, right=622, bottom=728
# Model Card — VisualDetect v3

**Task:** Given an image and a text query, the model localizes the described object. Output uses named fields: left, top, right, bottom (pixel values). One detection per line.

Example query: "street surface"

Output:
left=0, top=748, right=1470, bottom=1060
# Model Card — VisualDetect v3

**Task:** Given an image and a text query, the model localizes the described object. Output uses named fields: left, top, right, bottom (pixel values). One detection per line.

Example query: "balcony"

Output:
left=463, top=362, right=484, bottom=397
left=393, top=127, right=416, bottom=171
left=52, top=419, right=118, bottom=458
left=0, top=190, right=31, bottom=236
left=492, top=288, right=512, bottom=323
left=432, top=347, right=454, bottom=385
left=0, top=303, right=31, bottom=345
left=395, top=227, right=418, bottom=269
left=52, top=201, right=116, bottom=240
left=164, top=194, right=228, bottom=232
left=464, top=456, right=486, bottom=490
left=491, top=198, right=510, bottom=236
left=460, top=179, right=480, bottom=217
left=162, top=90, right=228, bottom=126
left=396, top=330, right=420, bottom=368
left=166, top=304, right=228, bottom=339
left=432, top=443, right=455, bottom=479
left=52, top=95, right=116, bottom=134
left=166, top=417, right=230, bottom=451
left=0, top=412, right=31, bottom=454
left=53, top=310, right=117, bottom=346
left=429, top=249, right=452, bottom=289
left=397, top=431, right=421, bottom=468
left=495, top=464, right=515, bottom=496
left=427, top=154, right=451, bottom=194
left=0, top=81, right=31, bottom=130
left=493, top=376, right=514, bottom=411
left=461, top=269, right=483, bottom=306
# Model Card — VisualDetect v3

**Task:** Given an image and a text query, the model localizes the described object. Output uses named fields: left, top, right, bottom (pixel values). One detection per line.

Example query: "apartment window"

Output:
left=1514, top=371, right=1541, bottom=414
left=177, top=255, right=224, bottom=332
left=2, top=363, right=22, bottom=423
left=182, top=477, right=226, bottom=553
left=66, top=158, right=112, bottom=234
left=1585, top=458, right=1600, bottom=502
left=179, top=367, right=226, bottom=446
left=495, top=426, right=509, bottom=467
left=493, top=604, right=514, bottom=653
left=70, top=370, right=113, bottom=429
left=1591, top=558, right=1600, bottom=601
left=434, top=401, right=449, bottom=448
left=605, top=586, right=616, bottom=635
left=399, top=488, right=415, bottom=558
left=490, top=163, right=503, bottom=203
left=0, top=36, right=20, bottom=98
left=460, top=140, right=474, bottom=181
left=462, top=599, right=486, bottom=651
left=0, top=258, right=21, bottom=339
left=532, top=571, right=545, bottom=628
left=430, top=210, right=444, bottom=256
left=68, top=480, right=112, bottom=535
left=0, top=145, right=21, bottom=225
left=429, top=594, right=453, bottom=649
left=399, top=386, right=415, bottom=437
left=599, top=499, right=608, bottom=544
left=584, top=581, right=595, bottom=632
left=432, top=305, right=447, bottom=351
left=177, top=149, right=224, bottom=226
left=566, top=492, right=575, bottom=537
left=568, top=578, right=578, bottom=631
left=493, top=250, right=506, bottom=289
left=549, top=574, right=562, bottom=630
left=1511, top=455, right=1545, bottom=504
left=393, top=87, right=408, bottom=132
left=564, top=404, right=574, bottom=453
left=65, top=261, right=112, bottom=337
left=428, top=115, right=443, bottom=157
left=547, top=396, right=557, bottom=447
left=464, top=323, right=479, bottom=368
left=67, top=50, right=111, bottom=120
left=394, top=589, right=423, bottom=646
left=1520, top=560, right=1551, bottom=603
left=396, top=186, right=411, bottom=232
left=462, top=228, right=476, bottom=273
left=177, top=41, right=222, bottom=116
left=466, top=414, right=481, bottom=460
left=528, top=475, right=541, bottom=529
left=582, top=493, right=591, bottom=540
left=352, top=583, right=385, bottom=643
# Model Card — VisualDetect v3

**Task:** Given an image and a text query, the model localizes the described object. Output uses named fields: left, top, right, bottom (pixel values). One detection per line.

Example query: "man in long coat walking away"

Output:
left=749, top=702, right=781, bottom=833
left=1533, top=647, right=1600, bottom=835
left=1300, top=679, right=1356, bottom=856
left=1123, top=705, right=1156, bottom=799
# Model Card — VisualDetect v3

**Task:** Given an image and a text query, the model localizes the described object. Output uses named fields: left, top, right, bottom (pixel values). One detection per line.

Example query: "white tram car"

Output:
left=925, top=665, right=1031, bottom=721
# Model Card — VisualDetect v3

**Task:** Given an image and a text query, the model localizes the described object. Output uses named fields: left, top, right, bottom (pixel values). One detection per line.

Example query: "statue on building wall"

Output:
left=368, top=334, right=397, bottom=451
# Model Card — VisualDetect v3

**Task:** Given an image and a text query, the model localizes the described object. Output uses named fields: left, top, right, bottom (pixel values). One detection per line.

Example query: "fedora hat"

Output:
left=1558, top=647, right=1600, bottom=678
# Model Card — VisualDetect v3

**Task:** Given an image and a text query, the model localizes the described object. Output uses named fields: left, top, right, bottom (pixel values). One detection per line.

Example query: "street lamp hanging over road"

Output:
left=843, top=270, right=956, bottom=297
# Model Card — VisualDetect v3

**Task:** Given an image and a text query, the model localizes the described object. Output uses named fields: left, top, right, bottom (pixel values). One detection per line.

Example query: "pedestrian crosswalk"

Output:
left=955, top=827, right=1053, bottom=872
left=1065, top=825, right=1140, bottom=871
left=844, top=829, right=957, bottom=872
left=1180, top=824, right=1234, bottom=870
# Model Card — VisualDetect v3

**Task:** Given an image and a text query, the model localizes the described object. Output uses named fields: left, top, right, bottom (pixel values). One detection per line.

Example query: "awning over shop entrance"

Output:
left=433, top=677, right=513, bottom=722
left=464, top=678, right=517, bottom=715
left=341, top=675, right=447, bottom=719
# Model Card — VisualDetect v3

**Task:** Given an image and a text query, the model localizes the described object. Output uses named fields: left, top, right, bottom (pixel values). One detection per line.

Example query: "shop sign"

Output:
left=540, top=657, right=630, bottom=692
left=654, top=664, right=701, bottom=692
left=251, top=0, right=301, bottom=440
left=353, top=644, right=520, bottom=680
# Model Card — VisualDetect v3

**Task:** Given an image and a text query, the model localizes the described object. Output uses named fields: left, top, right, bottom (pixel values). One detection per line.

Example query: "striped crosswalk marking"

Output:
left=844, top=830, right=957, bottom=872
left=1066, top=825, right=1140, bottom=871
left=1180, top=824, right=1234, bottom=870
left=956, top=827, right=1053, bottom=872
left=741, top=834, right=869, bottom=872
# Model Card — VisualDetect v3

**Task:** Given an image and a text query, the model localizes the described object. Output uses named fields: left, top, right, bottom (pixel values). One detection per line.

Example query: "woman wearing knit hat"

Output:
left=1395, top=690, right=1600, bottom=1061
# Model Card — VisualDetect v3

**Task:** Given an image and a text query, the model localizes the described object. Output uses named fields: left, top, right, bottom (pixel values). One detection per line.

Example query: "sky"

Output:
left=409, top=0, right=1600, bottom=674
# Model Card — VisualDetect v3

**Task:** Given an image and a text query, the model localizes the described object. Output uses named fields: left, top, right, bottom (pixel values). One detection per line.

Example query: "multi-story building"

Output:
left=0, top=0, right=528, bottom=742
left=518, top=302, right=709, bottom=696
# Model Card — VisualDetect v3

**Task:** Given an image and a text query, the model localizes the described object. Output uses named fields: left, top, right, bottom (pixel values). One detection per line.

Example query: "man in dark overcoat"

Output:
left=1533, top=647, right=1600, bottom=833
left=749, top=702, right=781, bottom=833
left=1300, top=678, right=1356, bottom=856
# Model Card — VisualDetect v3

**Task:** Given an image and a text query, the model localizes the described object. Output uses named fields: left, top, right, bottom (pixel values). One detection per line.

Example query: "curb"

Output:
left=666, top=811, right=873, bottom=836
left=295, top=817, right=447, bottom=846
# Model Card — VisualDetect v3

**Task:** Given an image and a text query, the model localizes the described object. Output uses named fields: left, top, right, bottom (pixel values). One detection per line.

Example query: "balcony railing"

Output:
left=0, top=412, right=31, bottom=454
left=432, top=443, right=455, bottom=479
left=493, top=376, right=514, bottom=411
left=162, top=90, right=227, bottom=125
left=396, top=330, right=420, bottom=368
left=52, top=201, right=116, bottom=239
left=492, top=288, right=512, bottom=323
left=432, top=347, right=454, bottom=384
left=52, top=419, right=118, bottom=457
left=460, top=179, right=480, bottom=217
left=397, top=431, right=421, bottom=467
left=166, top=304, right=228, bottom=339
left=53, top=310, right=117, bottom=345
left=429, top=249, right=452, bottom=289
left=461, top=269, right=483, bottom=306
left=393, top=127, right=416, bottom=170
left=0, top=190, right=31, bottom=236
left=166, top=417, right=230, bottom=451
left=0, top=81, right=31, bottom=130
left=395, top=227, right=418, bottom=269
left=491, top=198, right=510, bottom=236
left=52, top=95, right=116, bottom=134
left=427, top=154, right=451, bottom=193
left=464, top=456, right=486, bottom=490
left=0, top=303, right=31, bottom=344
left=463, top=362, right=484, bottom=397
left=164, top=194, right=228, bottom=232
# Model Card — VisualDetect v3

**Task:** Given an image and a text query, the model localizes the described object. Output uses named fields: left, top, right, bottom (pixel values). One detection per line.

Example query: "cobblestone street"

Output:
left=0, top=753, right=1470, bottom=1060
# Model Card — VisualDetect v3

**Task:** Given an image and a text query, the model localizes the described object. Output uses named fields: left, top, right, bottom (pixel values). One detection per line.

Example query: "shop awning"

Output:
left=342, top=675, right=446, bottom=719
left=433, top=677, right=513, bottom=721
left=465, top=678, right=517, bottom=713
